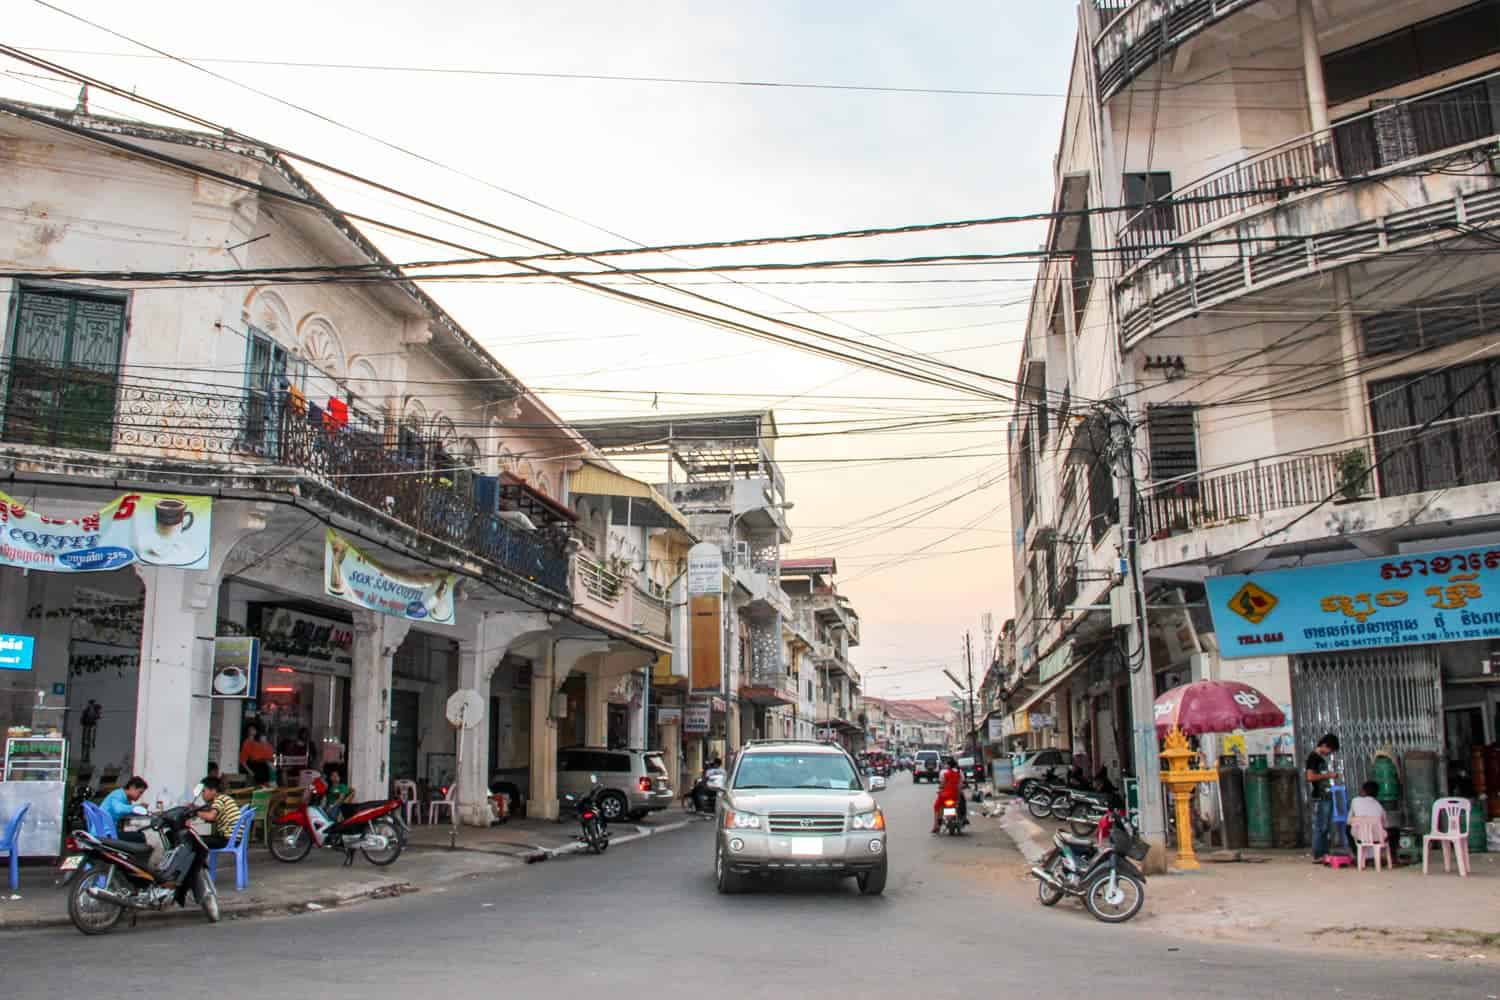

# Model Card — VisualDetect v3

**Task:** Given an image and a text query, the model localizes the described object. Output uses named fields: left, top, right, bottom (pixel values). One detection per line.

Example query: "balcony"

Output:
left=1140, top=450, right=1352, bottom=540
left=634, top=586, right=669, bottom=643
left=573, top=557, right=636, bottom=630
left=1115, top=77, right=1500, bottom=344
left=1093, top=0, right=1262, bottom=102
left=0, top=364, right=573, bottom=599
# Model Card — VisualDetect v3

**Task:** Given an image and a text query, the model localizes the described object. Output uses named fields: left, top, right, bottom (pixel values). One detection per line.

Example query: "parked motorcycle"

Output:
left=1023, top=770, right=1070, bottom=819
left=59, top=806, right=218, bottom=935
left=940, top=796, right=965, bottom=836
left=564, top=774, right=611, bottom=854
left=1030, top=807, right=1148, bottom=923
left=268, top=779, right=406, bottom=867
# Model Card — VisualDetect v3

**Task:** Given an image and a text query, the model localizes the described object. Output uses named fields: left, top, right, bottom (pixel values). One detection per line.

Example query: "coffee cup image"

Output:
left=138, top=497, right=206, bottom=565
left=422, top=577, right=453, bottom=621
left=214, top=666, right=247, bottom=696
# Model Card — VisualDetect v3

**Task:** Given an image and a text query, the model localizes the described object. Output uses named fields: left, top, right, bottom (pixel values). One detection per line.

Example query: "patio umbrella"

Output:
left=1153, top=679, right=1285, bottom=740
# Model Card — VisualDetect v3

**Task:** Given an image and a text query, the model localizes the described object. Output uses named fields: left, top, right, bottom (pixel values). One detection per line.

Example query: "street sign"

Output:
left=686, top=542, right=723, bottom=595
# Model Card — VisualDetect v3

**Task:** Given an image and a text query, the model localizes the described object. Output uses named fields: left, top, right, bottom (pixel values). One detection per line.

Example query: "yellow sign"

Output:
left=1227, top=581, right=1277, bottom=625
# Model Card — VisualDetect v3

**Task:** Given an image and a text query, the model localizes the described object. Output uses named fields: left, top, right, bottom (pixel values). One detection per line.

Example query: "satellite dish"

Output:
left=446, top=688, right=485, bottom=730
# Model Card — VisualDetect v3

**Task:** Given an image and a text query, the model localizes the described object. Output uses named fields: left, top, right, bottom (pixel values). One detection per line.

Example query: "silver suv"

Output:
left=560, top=747, right=674, bottom=821
left=710, top=740, right=888, bottom=895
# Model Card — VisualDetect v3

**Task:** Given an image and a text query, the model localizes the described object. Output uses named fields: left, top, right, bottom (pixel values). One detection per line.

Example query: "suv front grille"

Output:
left=768, top=813, right=845, bottom=835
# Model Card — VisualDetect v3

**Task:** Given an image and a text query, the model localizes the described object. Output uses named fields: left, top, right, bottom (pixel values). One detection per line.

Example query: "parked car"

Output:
left=912, top=749, right=941, bottom=783
left=489, top=746, right=674, bottom=821
left=710, top=739, right=887, bottom=895
left=1010, top=748, right=1070, bottom=796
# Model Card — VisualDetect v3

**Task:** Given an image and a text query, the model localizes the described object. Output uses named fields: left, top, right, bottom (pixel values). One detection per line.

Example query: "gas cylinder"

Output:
left=1404, top=750, right=1439, bottom=835
left=1246, top=757, right=1272, bottom=848
left=1270, top=765, right=1301, bottom=848
left=1371, top=752, right=1402, bottom=814
left=1219, top=762, right=1249, bottom=850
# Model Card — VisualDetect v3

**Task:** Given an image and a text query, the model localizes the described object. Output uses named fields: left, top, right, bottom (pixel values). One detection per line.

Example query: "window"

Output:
left=1368, top=361, right=1500, bottom=496
left=1333, top=79, right=1498, bottom=175
left=1070, top=201, right=1094, bottom=330
left=1322, top=1, right=1500, bottom=106
left=1018, top=427, right=1036, bottom=531
left=398, top=416, right=426, bottom=464
left=1147, top=405, right=1199, bottom=494
left=1362, top=284, right=1500, bottom=357
left=243, top=326, right=292, bottom=456
left=3, top=286, right=125, bottom=450
left=1122, top=171, right=1174, bottom=234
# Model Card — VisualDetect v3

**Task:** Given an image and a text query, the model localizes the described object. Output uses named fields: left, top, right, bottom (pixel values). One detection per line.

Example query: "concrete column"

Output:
left=454, top=610, right=550, bottom=825
left=629, top=671, right=648, bottom=749
left=133, top=503, right=266, bottom=803
left=348, top=610, right=412, bottom=801
left=1298, top=0, right=1329, bottom=132
left=659, top=717, right=681, bottom=793
left=584, top=669, right=608, bottom=747
left=530, top=638, right=609, bottom=819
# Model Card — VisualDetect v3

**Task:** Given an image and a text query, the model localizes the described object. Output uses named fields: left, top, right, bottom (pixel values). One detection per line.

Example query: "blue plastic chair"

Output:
left=206, top=807, right=255, bottom=892
left=1330, top=782, right=1351, bottom=854
left=1, top=803, right=31, bottom=890
left=82, top=801, right=118, bottom=839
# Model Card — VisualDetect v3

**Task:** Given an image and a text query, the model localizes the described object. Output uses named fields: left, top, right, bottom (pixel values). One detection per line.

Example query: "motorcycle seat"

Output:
left=95, top=835, right=154, bottom=856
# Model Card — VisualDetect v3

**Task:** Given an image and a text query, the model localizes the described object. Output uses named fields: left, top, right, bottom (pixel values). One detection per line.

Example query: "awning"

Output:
left=570, top=462, right=693, bottom=535
left=1015, top=646, right=1087, bottom=716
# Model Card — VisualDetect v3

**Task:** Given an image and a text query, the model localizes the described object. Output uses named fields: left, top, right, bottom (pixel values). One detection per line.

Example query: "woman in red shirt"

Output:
left=932, top=757, right=966, bottom=833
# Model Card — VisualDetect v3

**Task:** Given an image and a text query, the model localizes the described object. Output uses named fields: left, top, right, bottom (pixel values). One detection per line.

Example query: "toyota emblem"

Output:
left=800, top=818, right=814, bottom=828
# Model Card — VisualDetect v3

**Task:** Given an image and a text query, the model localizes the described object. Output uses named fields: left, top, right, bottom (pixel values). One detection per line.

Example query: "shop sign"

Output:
left=0, top=633, right=34, bottom=671
left=683, top=700, right=711, bottom=733
left=261, top=607, right=354, bottom=669
left=686, top=542, right=723, bottom=595
left=657, top=707, right=682, bottom=725
left=1011, top=711, right=1030, bottom=735
left=986, top=717, right=1005, bottom=743
left=0, top=490, right=212, bottom=573
left=211, top=637, right=260, bottom=699
left=1207, top=544, right=1500, bottom=658
left=324, top=528, right=456, bottom=625
left=1029, top=713, right=1054, bottom=730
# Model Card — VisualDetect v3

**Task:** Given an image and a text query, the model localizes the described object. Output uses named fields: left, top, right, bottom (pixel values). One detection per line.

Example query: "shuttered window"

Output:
left=1147, top=405, right=1199, bottom=491
left=3, top=287, right=125, bottom=450
left=1122, top=171, right=1174, bottom=234
left=1323, top=0, right=1500, bottom=106
left=1361, top=284, right=1500, bottom=357
left=1368, top=361, right=1500, bottom=495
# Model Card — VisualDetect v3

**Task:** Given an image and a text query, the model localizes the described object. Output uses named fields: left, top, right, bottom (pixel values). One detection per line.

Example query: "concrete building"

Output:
left=1003, top=0, right=1500, bottom=808
left=781, top=558, right=864, bottom=752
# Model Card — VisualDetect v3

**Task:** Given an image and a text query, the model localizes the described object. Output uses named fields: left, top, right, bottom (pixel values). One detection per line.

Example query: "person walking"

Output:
left=1306, top=734, right=1340, bottom=863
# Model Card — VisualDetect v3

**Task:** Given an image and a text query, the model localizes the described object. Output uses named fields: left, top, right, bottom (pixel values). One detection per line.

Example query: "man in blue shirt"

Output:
left=99, top=775, right=149, bottom=827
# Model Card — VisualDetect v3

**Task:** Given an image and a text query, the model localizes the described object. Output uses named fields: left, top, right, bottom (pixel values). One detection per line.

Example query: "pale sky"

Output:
left=2, top=0, right=1078, bottom=698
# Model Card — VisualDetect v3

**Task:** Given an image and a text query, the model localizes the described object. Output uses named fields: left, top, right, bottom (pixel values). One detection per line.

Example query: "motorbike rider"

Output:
left=931, top=756, right=968, bottom=834
left=693, top=757, right=726, bottom=812
left=174, top=776, right=240, bottom=906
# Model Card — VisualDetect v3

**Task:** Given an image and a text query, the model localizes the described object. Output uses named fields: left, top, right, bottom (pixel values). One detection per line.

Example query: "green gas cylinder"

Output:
left=1470, top=799, right=1488, bottom=853
left=1246, top=763, right=1273, bottom=848
left=1372, top=752, right=1401, bottom=813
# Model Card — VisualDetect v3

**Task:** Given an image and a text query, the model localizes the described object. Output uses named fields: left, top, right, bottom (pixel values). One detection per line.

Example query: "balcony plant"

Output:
left=1337, top=449, right=1371, bottom=502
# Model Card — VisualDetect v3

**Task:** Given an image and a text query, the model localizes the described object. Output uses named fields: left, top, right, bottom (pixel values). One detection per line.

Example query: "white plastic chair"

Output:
left=1422, top=797, right=1471, bottom=877
left=428, top=783, right=456, bottom=825
left=1350, top=816, right=1391, bottom=871
left=297, top=769, right=322, bottom=789
left=394, top=780, right=421, bottom=826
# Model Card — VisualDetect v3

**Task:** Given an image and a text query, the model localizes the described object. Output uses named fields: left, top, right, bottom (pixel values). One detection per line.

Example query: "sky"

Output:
left=2, top=0, right=1079, bottom=698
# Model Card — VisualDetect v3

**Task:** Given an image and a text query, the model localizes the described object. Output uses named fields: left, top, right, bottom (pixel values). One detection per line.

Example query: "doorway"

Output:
left=390, top=690, right=420, bottom=782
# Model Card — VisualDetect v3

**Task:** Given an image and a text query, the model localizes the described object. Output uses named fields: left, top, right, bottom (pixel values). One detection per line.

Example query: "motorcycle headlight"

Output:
left=724, top=810, right=762, bottom=830
left=851, top=810, right=885, bottom=831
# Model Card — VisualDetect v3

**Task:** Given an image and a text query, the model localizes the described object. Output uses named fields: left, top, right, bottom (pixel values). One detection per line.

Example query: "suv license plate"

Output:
left=942, top=808, right=957, bottom=817
left=59, top=855, right=83, bottom=871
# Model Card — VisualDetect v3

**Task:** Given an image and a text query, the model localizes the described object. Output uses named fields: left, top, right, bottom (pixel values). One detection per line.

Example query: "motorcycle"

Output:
left=1030, top=807, right=1149, bottom=923
left=1023, top=769, right=1071, bottom=819
left=564, top=774, right=611, bottom=854
left=59, top=806, right=218, bottom=935
left=686, top=767, right=724, bottom=815
left=268, top=779, right=406, bottom=867
left=940, top=796, right=965, bottom=836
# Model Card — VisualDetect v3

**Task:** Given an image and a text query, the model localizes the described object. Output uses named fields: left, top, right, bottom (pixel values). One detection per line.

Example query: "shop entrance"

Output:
left=390, top=689, right=420, bottom=782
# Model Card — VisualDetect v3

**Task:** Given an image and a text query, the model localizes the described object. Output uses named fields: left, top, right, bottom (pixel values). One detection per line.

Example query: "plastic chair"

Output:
left=298, top=769, right=322, bottom=789
left=82, top=801, right=117, bottom=838
left=427, top=783, right=456, bottom=825
left=1350, top=816, right=1392, bottom=871
left=248, top=788, right=273, bottom=846
left=394, top=780, right=421, bottom=826
left=1422, top=797, right=1472, bottom=876
left=1, top=803, right=31, bottom=891
left=206, top=806, right=255, bottom=892
left=1329, top=782, right=1350, bottom=854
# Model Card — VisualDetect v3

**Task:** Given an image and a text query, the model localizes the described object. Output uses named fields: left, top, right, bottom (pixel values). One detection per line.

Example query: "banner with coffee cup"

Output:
left=324, top=528, right=457, bottom=625
left=0, top=490, right=213, bottom=572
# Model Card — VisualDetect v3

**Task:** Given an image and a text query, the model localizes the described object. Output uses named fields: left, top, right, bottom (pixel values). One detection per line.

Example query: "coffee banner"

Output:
left=324, top=528, right=456, bottom=625
left=0, top=490, right=212, bottom=572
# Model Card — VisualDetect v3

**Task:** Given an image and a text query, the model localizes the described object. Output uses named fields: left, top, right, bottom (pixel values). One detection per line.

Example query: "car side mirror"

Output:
left=869, top=775, right=886, bottom=792
left=706, top=773, right=726, bottom=791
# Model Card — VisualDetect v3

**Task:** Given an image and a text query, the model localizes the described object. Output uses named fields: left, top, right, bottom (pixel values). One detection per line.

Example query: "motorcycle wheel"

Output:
left=269, top=822, right=313, bottom=863
left=584, top=818, right=607, bottom=854
left=1084, top=870, right=1146, bottom=924
left=1025, top=791, right=1053, bottom=819
left=197, top=869, right=220, bottom=924
left=361, top=819, right=404, bottom=867
left=68, top=864, right=125, bottom=935
left=1036, top=850, right=1066, bottom=907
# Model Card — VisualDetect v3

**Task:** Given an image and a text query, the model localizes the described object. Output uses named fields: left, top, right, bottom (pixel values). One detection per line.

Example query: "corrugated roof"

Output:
left=570, top=462, right=692, bottom=535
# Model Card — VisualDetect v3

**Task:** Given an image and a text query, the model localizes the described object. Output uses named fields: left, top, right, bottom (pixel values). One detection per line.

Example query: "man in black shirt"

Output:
left=1306, top=733, right=1340, bottom=862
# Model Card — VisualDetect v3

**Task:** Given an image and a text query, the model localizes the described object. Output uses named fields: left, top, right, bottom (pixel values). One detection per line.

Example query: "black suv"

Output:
left=913, top=750, right=942, bottom=783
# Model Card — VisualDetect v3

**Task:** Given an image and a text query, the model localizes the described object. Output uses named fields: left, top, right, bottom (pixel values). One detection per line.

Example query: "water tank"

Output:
left=1219, top=763, right=1248, bottom=850
left=1269, top=765, right=1301, bottom=848
left=1246, top=766, right=1273, bottom=849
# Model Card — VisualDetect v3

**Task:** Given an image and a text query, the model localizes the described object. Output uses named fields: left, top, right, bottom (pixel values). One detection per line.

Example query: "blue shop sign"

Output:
left=0, top=633, right=35, bottom=671
left=1207, top=546, right=1500, bottom=658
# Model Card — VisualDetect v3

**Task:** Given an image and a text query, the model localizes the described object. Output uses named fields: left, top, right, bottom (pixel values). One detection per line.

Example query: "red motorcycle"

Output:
left=268, top=780, right=406, bottom=867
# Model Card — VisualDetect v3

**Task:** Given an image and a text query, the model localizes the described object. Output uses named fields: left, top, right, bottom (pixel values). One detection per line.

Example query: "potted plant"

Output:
left=1337, top=449, right=1370, bottom=502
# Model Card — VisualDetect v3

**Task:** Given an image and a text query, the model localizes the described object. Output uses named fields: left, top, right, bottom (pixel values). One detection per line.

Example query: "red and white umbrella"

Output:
left=1153, top=680, right=1285, bottom=740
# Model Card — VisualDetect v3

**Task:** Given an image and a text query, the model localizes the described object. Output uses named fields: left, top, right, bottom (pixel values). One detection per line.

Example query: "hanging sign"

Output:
left=687, top=542, right=723, bottom=595
left=0, top=633, right=34, bottom=671
left=0, top=490, right=212, bottom=572
left=987, top=717, right=1005, bottom=743
left=1207, top=544, right=1500, bottom=658
left=211, top=636, right=261, bottom=699
left=324, top=529, right=457, bottom=624
left=683, top=700, right=711, bottom=734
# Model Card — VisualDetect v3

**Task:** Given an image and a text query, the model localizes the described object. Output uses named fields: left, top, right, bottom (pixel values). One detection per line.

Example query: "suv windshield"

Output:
left=733, top=752, right=861, bottom=791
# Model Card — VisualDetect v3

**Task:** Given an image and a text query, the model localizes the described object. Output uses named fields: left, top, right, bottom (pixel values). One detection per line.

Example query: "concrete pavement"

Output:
left=0, top=780, right=1492, bottom=998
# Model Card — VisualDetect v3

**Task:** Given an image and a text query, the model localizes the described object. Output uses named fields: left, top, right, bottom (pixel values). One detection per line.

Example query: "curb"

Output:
left=524, top=816, right=694, bottom=863
left=996, top=799, right=1053, bottom=866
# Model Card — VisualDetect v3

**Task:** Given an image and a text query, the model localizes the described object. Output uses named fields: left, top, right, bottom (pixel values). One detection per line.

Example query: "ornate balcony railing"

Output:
left=1093, top=0, right=1262, bottom=102
left=0, top=366, right=572, bottom=597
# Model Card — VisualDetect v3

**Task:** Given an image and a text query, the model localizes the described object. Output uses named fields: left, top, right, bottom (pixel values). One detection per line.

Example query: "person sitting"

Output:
left=1349, top=780, right=1386, bottom=824
left=99, top=776, right=149, bottom=840
left=239, top=723, right=275, bottom=776
left=931, top=756, right=968, bottom=834
left=192, top=762, right=222, bottom=803
left=323, top=765, right=350, bottom=807
left=175, top=776, right=241, bottom=907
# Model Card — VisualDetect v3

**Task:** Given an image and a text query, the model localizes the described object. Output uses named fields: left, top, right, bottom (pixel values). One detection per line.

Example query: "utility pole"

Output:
left=964, top=631, right=978, bottom=762
left=1109, top=391, right=1165, bottom=855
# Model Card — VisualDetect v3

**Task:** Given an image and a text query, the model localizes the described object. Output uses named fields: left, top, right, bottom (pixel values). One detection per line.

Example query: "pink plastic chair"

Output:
left=1422, top=797, right=1471, bottom=877
left=1350, top=816, right=1391, bottom=871
left=394, top=780, right=421, bottom=826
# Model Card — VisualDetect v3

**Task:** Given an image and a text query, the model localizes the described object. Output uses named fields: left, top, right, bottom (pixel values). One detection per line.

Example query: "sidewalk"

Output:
left=0, top=809, right=698, bottom=932
left=993, top=797, right=1500, bottom=963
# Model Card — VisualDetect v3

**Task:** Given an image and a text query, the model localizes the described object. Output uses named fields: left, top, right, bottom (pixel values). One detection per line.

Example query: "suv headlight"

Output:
left=724, top=809, right=762, bottom=830
left=851, top=810, right=885, bottom=831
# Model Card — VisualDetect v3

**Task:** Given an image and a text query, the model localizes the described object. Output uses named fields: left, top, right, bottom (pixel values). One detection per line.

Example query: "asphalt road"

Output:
left=4, top=780, right=1491, bottom=998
